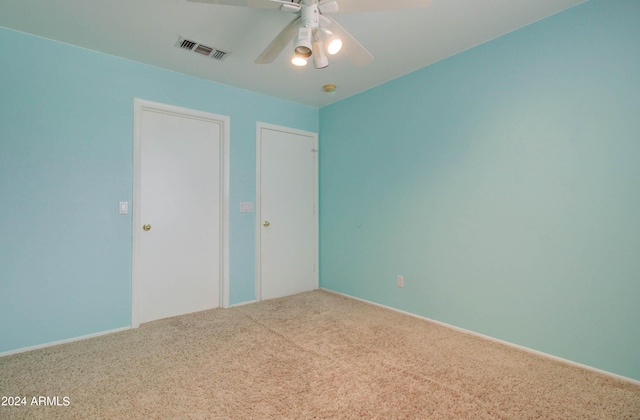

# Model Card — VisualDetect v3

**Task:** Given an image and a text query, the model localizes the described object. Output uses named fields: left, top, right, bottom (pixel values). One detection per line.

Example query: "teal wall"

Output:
left=0, top=27, right=318, bottom=352
left=320, top=0, right=640, bottom=381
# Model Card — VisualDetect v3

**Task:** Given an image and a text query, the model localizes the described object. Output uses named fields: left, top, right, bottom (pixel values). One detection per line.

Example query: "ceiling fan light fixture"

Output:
left=312, top=40, right=328, bottom=69
left=318, top=28, right=342, bottom=55
left=327, top=37, right=342, bottom=55
left=291, top=56, right=308, bottom=67
left=294, top=26, right=312, bottom=58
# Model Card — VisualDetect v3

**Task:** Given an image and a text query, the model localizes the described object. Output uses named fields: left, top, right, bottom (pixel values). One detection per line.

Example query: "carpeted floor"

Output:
left=1, top=290, right=639, bottom=419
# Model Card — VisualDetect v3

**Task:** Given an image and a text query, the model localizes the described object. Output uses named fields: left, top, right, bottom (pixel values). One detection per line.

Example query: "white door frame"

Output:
left=131, top=99, right=230, bottom=328
left=255, top=122, right=319, bottom=302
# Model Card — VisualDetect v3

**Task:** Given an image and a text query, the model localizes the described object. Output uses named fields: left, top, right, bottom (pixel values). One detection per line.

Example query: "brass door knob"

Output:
left=143, top=224, right=151, bottom=231
left=262, top=221, right=270, bottom=227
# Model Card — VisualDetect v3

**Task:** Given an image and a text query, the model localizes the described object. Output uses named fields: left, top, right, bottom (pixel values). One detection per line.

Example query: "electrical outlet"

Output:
left=397, top=275, right=404, bottom=288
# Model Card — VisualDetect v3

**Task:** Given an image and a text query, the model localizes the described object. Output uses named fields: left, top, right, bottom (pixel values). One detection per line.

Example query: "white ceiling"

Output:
left=0, top=0, right=586, bottom=108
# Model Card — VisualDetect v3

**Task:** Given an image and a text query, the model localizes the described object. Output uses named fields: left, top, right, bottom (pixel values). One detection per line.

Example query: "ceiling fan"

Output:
left=187, top=0, right=432, bottom=69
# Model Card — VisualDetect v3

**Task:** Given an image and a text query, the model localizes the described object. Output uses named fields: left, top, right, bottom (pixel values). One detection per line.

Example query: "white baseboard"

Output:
left=321, top=288, right=640, bottom=386
left=228, top=299, right=257, bottom=308
left=0, top=327, right=131, bottom=358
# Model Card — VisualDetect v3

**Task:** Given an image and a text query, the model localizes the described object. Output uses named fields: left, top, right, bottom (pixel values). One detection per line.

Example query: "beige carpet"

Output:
left=1, top=290, right=639, bottom=419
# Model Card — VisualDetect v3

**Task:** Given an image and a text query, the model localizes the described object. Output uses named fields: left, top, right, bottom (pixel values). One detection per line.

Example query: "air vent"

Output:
left=194, top=44, right=213, bottom=56
left=211, top=50, right=228, bottom=61
left=178, top=38, right=197, bottom=51
left=175, top=36, right=229, bottom=62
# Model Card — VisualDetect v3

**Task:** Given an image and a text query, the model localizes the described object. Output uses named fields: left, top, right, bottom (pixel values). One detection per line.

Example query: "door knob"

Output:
left=262, top=221, right=270, bottom=227
left=143, top=224, right=151, bottom=231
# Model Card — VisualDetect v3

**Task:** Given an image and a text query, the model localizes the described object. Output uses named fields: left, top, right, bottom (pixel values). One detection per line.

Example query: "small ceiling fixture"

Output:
left=323, top=84, right=336, bottom=93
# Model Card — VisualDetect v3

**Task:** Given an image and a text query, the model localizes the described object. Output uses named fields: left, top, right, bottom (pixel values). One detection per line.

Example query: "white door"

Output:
left=257, top=123, right=318, bottom=301
left=132, top=99, right=229, bottom=326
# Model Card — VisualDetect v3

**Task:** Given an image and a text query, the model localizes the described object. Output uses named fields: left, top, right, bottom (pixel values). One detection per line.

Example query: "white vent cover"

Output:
left=175, top=36, right=229, bottom=61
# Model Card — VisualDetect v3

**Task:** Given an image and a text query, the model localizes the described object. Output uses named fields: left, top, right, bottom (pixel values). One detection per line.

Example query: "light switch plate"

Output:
left=119, top=201, right=129, bottom=214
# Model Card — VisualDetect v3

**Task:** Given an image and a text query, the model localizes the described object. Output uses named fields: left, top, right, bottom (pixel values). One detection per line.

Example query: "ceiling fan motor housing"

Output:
left=300, top=2, right=320, bottom=29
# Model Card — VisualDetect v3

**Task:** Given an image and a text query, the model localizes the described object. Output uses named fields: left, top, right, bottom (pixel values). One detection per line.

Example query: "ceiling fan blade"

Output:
left=186, top=0, right=286, bottom=10
left=322, top=0, right=431, bottom=14
left=255, top=16, right=301, bottom=64
left=324, top=16, right=373, bottom=66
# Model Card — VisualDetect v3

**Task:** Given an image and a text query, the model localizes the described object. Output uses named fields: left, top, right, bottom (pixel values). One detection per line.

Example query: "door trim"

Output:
left=131, top=99, right=230, bottom=328
left=255, top=122, right=319, bottom=302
